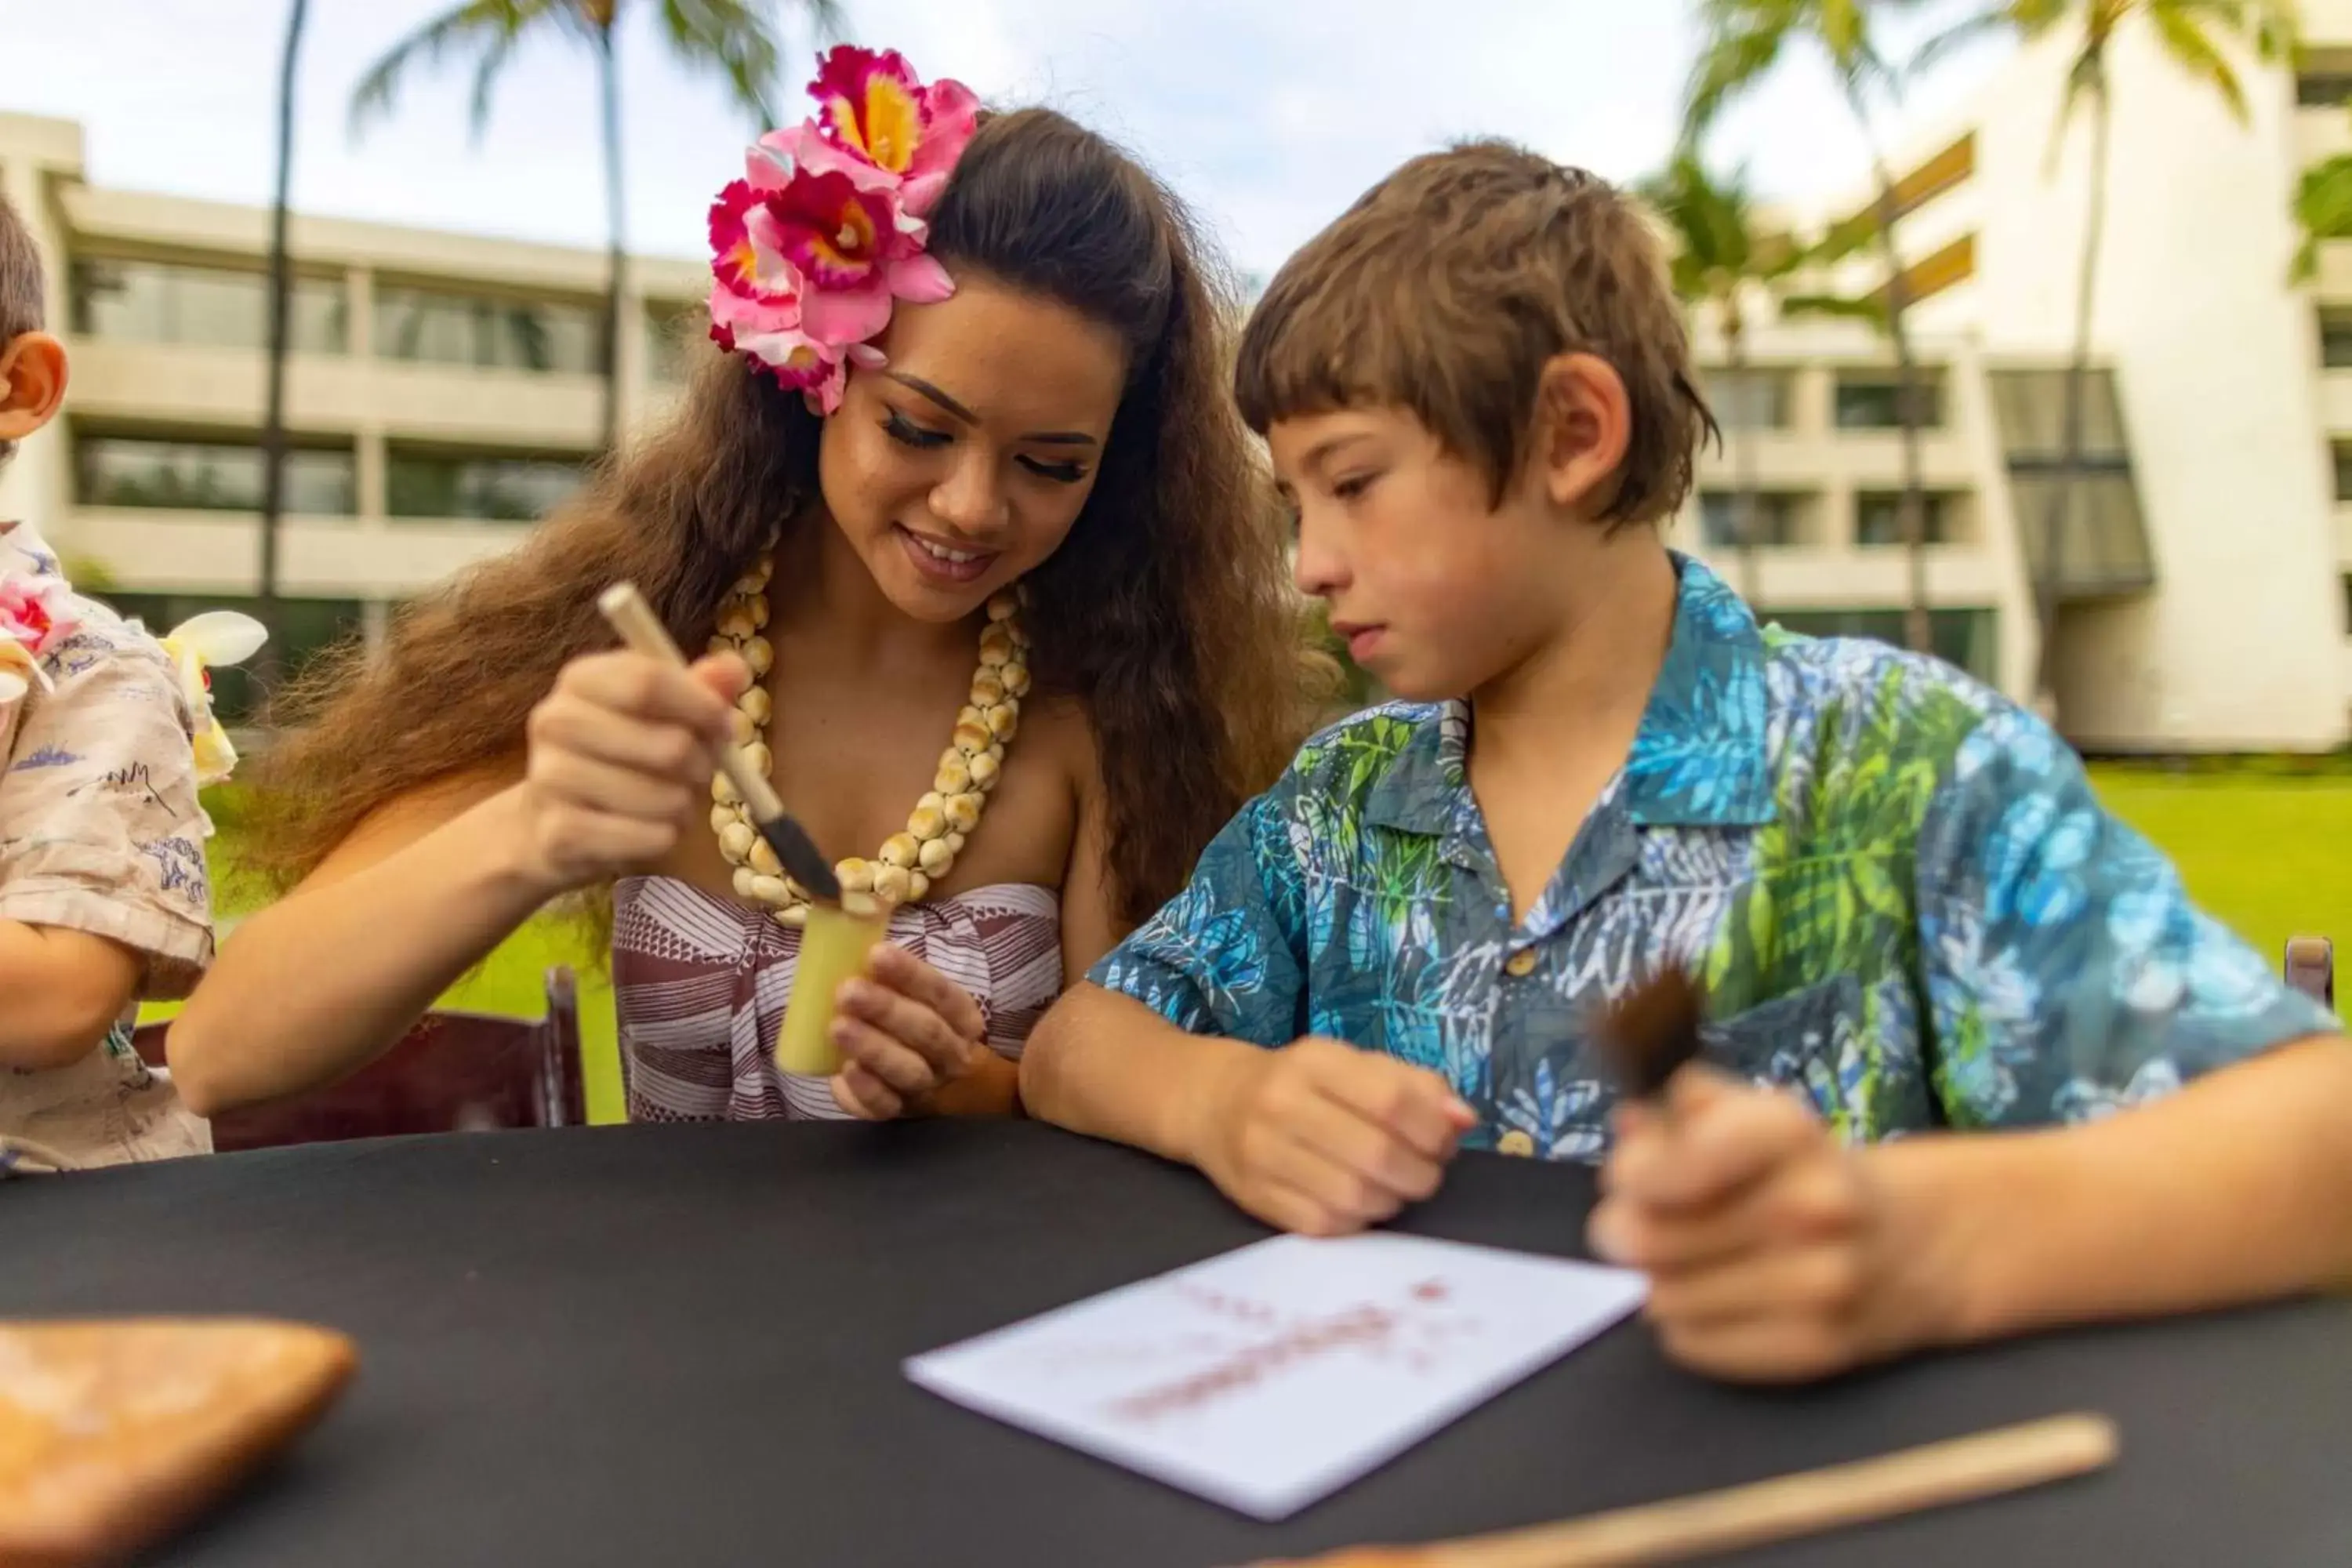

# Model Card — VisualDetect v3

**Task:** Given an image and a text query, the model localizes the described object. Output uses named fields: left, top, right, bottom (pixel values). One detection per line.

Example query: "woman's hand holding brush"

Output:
left=512, top=647, right=751, bottom=895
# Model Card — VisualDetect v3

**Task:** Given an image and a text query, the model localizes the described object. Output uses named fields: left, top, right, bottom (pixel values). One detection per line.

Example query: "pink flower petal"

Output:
left=846, top=342, right=889, bottom=368
left=798, top=277, right=895, bottom=347
left=899, top=172, right=949, bottom=218
left=887, top=252, right=956, bottom=304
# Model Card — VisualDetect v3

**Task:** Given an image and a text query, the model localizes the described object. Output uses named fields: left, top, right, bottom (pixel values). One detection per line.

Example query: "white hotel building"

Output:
left=2, top=12, right=2350, bottom=749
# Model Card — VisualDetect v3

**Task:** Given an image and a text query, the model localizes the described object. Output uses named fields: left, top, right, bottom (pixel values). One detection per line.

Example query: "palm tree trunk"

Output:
left=2034, top=68, right=2111, bottom=725
left=595, top=23, right=626, bottom=457
left=1847, top=86, right=1931, bottom=657
left=1872, top=172, right=1933, bottom=657
left=254, top=0, right=309, bottom=706
left=1728, top=311, right=1764, bottom=605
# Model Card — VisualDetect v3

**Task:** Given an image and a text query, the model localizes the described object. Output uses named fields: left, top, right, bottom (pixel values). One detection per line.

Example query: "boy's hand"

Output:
left=1189, top=1037, right=1478, bottom=1236
left=1588, top=1068, right=1963, bottom=1384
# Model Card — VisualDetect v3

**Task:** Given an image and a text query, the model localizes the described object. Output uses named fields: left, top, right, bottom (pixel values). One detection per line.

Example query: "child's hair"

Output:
left=0, top=192, right=48, bottom=468
left=1235, top=140, right=1716, bottom=525
left=251, top=107, right=1318, bottom=927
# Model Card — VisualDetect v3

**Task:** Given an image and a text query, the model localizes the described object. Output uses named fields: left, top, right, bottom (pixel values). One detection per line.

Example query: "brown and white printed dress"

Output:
left=0, top=521, right=212, bottom=1174
left=612, top=876, right=1062, bottom=1120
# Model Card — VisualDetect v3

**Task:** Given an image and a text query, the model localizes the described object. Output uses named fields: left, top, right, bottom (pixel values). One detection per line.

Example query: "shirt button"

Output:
left=1497, top=1130, right=1536, bottom=1156
left=1504, top=949, right=1538, bottom=978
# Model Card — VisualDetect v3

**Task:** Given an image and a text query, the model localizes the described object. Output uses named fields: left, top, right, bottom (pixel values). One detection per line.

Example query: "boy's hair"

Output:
left=0, top=191, right=42, bottom=346
left=1236, top=140, right=1715, bottom=525
left=0, top=192, right=45, bottom=470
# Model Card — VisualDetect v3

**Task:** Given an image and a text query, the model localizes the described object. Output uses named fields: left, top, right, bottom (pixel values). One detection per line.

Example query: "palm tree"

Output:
left=1918, top=0, right=2299, bottom=722
left=255, top=0, right=310, bottom=702
left=1637, top=151, right=1809, bottom=604
left=350, top=0, right=838, bottom=457
left=1685, top=0, right=1938, bottom=656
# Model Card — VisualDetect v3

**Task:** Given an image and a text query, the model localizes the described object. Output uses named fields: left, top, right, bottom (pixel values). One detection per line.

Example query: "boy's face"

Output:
left=1270, top=405, right=1606, bottom=702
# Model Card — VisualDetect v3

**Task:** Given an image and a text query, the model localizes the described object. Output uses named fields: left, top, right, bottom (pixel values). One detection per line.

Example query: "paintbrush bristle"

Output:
left=1595, top=968, right=1705, bottom=1100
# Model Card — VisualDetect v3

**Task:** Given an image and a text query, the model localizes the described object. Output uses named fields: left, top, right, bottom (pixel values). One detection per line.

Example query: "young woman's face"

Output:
left=819, top=276, right=1128, bottom=622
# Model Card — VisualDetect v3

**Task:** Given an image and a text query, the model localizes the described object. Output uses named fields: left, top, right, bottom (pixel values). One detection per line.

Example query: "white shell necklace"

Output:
left=705, top=551, right=1030, bottom=925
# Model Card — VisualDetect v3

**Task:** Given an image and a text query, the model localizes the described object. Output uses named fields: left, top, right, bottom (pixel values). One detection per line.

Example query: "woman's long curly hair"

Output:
left=249, top=108, right=1320, bottom=927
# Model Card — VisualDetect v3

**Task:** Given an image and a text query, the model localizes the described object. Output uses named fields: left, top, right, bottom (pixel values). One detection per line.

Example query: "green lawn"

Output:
left=145, top=765, right=2346, bottom=1128
left=2085, top=765, right=2351, bottom=982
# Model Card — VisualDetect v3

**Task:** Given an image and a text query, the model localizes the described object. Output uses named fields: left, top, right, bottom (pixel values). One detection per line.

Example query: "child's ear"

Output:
left=1532, top=352, right=1630, bottom=517
left=0, top=332, right=68, bottom=444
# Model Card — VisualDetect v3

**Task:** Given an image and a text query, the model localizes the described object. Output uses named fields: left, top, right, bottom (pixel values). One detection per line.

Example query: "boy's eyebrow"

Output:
left=887, top=372, right=1098, bottom=447
left=1299, top=431, right=1373, bottom=474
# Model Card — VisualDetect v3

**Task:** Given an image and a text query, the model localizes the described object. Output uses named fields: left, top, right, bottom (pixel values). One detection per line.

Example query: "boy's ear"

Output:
left=0, top=332, right=68, bottom=444
left=1532, top=352, right=1630, bottom=517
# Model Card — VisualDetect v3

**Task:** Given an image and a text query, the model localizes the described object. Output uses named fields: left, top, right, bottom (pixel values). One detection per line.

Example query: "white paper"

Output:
left=904, top=1232, right=1646, bottom=1520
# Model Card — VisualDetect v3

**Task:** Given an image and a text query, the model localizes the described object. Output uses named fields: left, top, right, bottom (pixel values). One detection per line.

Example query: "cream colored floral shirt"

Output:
left=0, top=520, right=212, bottom=1173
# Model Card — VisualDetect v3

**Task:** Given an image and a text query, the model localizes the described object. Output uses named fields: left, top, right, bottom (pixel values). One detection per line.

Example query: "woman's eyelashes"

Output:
left=1019, top=455, right=1089, bottom=485
left=1332, top=470, right=1381, bottom=502
left=882, top=408, right=951, bottom=449
left=881, top=408, right=1090, bottom=485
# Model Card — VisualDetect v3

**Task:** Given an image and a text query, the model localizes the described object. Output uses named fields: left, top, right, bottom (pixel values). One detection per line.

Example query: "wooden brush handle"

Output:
left=596, top=583, right=787, bottom=822
left=1275, top=1414, right=2117, bottom=1568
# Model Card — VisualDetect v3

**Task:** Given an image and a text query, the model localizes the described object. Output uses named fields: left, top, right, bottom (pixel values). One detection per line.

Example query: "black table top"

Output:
left=7, top=1120, right=2352, bottom=1567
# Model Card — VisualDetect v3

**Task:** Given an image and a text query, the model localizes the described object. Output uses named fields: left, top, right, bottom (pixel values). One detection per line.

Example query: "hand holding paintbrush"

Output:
left=1584, top=970, right=1954, bottom=1385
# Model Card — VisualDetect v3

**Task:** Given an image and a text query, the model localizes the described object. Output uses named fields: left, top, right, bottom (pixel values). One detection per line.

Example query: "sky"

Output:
left=0, top=0, right=2013, bottom=280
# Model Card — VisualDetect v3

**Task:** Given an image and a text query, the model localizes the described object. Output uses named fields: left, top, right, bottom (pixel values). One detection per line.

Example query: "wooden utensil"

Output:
left=0, top=1319, right=358, bottom=1568
left=596, top=581, right=840, bottom=902
left=1256, top=1412, right=2116, bottom=1568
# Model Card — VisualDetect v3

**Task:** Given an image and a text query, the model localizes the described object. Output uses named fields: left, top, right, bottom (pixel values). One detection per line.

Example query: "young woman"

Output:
left=168, top=48, right=1315, bottom=1123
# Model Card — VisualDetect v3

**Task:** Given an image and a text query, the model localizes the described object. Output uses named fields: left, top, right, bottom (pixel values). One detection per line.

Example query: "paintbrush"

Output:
left=1249, top=1412, right=2118, bottom=1568
left=596, top=582, right=842, bottom=905
left=1592, top=967, right=1707, bottom=1105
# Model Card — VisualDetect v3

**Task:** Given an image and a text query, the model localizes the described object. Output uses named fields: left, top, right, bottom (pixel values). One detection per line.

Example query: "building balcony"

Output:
left=63, top=338, right=609, bottom=448
left=63, top=507, right=528, bottom=597
left=1680, top=542, right=2010, bottom=609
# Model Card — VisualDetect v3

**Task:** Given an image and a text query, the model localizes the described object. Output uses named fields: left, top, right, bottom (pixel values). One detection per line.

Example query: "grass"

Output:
left=2083, top=764, right=2351, bottom=979
left=143, top=766, right=2347, bottom=1127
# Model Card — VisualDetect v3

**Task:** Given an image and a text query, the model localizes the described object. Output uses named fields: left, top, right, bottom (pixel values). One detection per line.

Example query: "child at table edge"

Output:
left=0, top=192, right=225, bottom=1172
left=1017, top=141, right=2352, bottom=1385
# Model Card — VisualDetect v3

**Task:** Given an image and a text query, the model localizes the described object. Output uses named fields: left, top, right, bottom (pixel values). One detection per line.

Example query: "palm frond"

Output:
left=2292, top=153, right=2352, bottom=281
left=1781, top=289, right=1889, bottom=328
left=655, top=0, right=835, bottom=126
left=1911, top=7, right=2024, bottom=77
left=2148, top=3, right=2249, bottom=121
left=1682, top=6, right=1791, bottom=141
left=349, top=0, right=561, bottom=141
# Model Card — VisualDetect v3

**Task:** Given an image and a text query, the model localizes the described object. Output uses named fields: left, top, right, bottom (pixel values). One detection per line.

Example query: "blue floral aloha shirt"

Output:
left=1090, top=557, right=2339, bottom=1160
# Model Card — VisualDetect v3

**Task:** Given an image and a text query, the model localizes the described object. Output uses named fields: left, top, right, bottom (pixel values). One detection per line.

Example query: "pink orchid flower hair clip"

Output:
left=707, top=45, right=979, bottom=414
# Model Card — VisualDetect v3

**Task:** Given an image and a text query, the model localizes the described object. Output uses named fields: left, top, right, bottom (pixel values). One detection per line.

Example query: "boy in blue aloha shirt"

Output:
left=1021, top=143, right=2352, bottom=1384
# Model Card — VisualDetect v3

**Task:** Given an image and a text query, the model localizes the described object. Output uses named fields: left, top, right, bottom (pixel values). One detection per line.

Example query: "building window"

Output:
left=2322, top=314, right=2352, bottom=369
left=97, top=593, right=365, bottom=727
left=1985, top=368, right=2152, bottom=594
left=69, top=257, right=347, bottom=354
left=644, top=301, right=704, bottom=383
left=386, top=448, right=586, bottom=522
left=1855, top=492, right=1955, bottom=547
left=2342, top=574, right=2352, bottom=634
left=2335, top=444, right=2352, bottom=503
left=2299, top=73, right=2352, bottom=107
left=1834, top=370, right=1945, bottom=430
left=373, top=285, right=604, bottom=375
left=1767, top=608, right=1998, bottom=685
left=1698, top=491, right=1802, bottom=547
left=74, top=434, right=358, bottom=515
left=1704, top=368, right=1791, bottom=430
